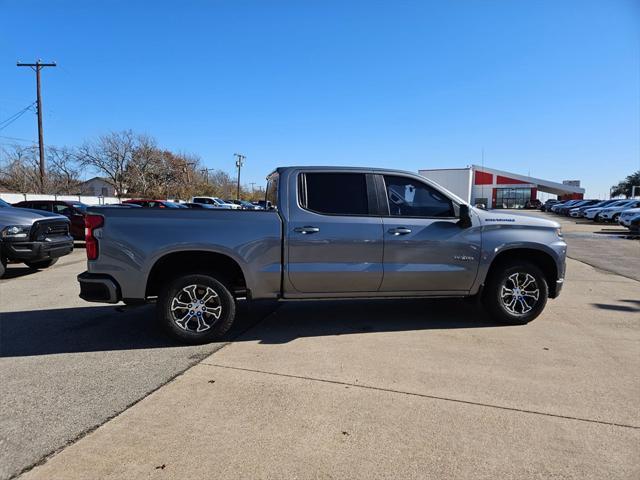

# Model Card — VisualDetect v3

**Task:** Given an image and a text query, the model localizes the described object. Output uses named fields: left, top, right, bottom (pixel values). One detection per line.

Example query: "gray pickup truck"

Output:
left=78, top=166, right=566, bottom=343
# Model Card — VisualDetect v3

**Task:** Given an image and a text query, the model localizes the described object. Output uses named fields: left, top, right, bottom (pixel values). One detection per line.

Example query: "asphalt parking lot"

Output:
left=1, top=213, right=639, bottom=479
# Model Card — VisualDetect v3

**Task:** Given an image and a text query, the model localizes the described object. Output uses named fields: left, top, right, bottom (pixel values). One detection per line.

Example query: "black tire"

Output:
left=483, top=261, right=548, bottom=325
left=157, top=274, right=236, bottom=344
left=612, top=213, right=620, bottom=224
left=0, top=257, right=6, bottom=278
left=24, top=257, right=58, bottom=269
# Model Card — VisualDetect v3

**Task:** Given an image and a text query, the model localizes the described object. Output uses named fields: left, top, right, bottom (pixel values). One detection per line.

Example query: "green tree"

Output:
left=611, top=170, right=640, bottom=198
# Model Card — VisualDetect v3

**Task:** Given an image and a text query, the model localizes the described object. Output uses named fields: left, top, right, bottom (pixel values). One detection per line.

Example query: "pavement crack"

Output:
left=202, top=363, right=640, bottom=430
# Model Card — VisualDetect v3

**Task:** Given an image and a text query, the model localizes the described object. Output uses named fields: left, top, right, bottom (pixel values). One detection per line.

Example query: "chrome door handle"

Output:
left=388, top=227, right=412, bottom=236
left=294, top=226, right=320, bottom=234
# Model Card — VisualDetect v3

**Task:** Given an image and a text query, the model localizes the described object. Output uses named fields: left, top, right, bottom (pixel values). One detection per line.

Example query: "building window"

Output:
left=494, top=188, right=531, bottom=209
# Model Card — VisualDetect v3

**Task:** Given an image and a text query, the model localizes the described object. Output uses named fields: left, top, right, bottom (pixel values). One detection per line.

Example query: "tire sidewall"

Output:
left=484, top=262, right=548, bottom=325
left=158, top=274, right=236, bottom=344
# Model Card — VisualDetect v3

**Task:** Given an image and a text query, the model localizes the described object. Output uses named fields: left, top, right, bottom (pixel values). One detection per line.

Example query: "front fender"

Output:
left=470, top=225, right=567, bottom=295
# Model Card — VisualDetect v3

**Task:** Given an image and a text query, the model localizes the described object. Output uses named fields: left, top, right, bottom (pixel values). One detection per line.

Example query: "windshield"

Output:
left=0, top=198, right=11, bottom=208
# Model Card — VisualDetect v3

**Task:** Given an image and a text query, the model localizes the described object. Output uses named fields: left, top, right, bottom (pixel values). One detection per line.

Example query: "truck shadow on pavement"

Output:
left=235, top=298, right=504, bottom=345
left=1, top=266, right=41, bottom=280
left=1, top=298, right=504, bottom=357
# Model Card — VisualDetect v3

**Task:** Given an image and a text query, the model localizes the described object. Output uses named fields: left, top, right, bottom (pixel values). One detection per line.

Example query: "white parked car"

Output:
left=569, top=199, right=617, bottom=218
left=598, top=200, right=640, bottom=223
left=618, top=207, right=640, bottom=227
left=189, top=197, right=240, bottom=209
left=583, top=200, right=634, bottom=220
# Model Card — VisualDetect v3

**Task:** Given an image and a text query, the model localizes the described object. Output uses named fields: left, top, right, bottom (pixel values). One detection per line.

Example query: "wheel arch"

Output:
left=146, top=250, right=248, bottom=299
left=486, top=247, right=560, bottom=297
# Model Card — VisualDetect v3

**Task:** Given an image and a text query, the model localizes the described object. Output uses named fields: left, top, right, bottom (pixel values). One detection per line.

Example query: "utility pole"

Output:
left=234, top=153, right=245, bottom=200
left=17, top=59, right=56, bottom=193
left=200, top=167, right=215, bottom=183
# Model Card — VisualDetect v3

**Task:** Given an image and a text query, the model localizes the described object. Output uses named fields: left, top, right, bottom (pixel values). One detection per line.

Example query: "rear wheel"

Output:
left=24, top=258, right=58, bottom=269
left=483, top=262, right=548, bottom=325
left=612, top=213, right=621, bottom=223
left=157, top=274, right=236, bottom=344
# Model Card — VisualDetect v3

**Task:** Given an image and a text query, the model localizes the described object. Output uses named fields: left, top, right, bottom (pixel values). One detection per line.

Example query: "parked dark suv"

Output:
left=13, top=200, right=88, bottom=240
left=0, top=198, right=73, bottom=277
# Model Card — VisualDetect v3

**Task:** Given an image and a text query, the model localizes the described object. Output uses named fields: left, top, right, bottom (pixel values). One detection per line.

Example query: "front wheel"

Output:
left=157, top=274, right=236, bottom=344
left=483, top=262, right=548, bottom=325
left=25, top=258, right=58, bottom=269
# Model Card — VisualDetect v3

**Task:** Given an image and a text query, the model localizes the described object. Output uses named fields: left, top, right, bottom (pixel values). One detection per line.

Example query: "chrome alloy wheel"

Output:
left=170, top=284, right=222, bottom=332
left=500, top=273, right=540, bottom=315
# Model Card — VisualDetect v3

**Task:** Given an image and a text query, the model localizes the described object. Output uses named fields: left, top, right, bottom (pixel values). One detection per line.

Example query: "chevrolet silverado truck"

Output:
left=78, top=167, right=567, bottom=344
left=0, top=198, right=73, bottom=277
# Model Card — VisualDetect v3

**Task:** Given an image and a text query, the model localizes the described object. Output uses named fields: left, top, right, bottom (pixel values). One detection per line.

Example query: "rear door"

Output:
left=286, top=171, right=384, bottom=293
left=377, top=174, right=481, bottom=293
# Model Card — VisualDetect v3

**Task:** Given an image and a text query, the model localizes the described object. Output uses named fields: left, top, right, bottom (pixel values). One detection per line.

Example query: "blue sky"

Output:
left=1, top=0, right=638, bottom=198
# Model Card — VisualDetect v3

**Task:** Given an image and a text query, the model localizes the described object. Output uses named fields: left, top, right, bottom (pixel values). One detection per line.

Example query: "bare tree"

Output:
left=0, top=144, right=40, bottom=192
left=47, top=146, right=83, bottom=194
left=127, top=134, right=163, bottom=196
left=77, top=130, right=136, bottom=198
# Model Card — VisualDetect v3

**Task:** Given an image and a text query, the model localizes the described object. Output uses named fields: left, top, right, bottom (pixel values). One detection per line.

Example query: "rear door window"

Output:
left=301, top=172, right=369, bottom=216
left=31, top=202, right=52, bottom=212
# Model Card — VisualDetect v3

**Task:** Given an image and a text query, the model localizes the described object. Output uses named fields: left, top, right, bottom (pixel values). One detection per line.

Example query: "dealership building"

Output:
left=419, top=165, right=585, bottom=209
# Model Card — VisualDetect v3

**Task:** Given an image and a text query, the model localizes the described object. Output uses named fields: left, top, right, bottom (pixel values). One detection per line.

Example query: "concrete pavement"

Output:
left=19, top=258, right=640, bottom=479
left=0, top=249, right=276, bottom=480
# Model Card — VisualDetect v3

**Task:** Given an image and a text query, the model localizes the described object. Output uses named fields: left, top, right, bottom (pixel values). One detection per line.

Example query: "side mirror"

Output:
left=458, top=204, right=472, bottom=229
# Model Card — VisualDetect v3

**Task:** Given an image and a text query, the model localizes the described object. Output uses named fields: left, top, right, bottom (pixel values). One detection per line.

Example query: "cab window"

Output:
left=265, top=172, right=279, bottom=210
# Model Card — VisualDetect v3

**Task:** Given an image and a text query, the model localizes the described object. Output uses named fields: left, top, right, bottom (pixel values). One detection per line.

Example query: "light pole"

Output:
left=234, top=153, right=245, bottom=201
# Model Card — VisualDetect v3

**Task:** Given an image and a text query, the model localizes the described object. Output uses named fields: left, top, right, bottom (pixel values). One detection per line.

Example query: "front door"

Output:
left=378, top=174, right=481, bottom=292
left=286, top=171, right=384, bottom=294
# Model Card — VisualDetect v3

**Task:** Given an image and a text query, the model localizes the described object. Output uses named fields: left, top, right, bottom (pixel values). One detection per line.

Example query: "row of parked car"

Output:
left=5, top=196, right=271, bottom=240
left=541, top=198, right=640, bottom=232
left=0, top=195, right=272, bottom=277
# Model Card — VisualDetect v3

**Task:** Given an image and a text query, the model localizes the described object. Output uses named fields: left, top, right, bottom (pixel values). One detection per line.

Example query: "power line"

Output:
left=17, top=59, right=57, bottom=193
left=0, top=102, right=36, bottom=131
left=0, top=134, right=37, bottom=144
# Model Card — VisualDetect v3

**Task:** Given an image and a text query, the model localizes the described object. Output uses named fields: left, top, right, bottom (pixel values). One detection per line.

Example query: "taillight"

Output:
left=85, top=214, right=104, bottom=260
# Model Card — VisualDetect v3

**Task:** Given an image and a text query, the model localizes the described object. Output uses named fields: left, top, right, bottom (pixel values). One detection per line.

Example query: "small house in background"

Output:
left=78, top=177, right=116, bottom=197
